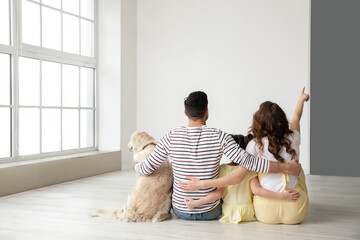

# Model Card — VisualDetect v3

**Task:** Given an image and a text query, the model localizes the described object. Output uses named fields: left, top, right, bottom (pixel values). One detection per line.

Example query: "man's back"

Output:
left=136, top=124, right=271, bottom=213
left=167, top=126, right=224, bottom=213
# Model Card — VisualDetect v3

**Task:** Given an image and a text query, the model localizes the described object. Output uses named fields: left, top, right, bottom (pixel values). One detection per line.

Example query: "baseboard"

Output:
left=0, top=151, right=121, bottom=197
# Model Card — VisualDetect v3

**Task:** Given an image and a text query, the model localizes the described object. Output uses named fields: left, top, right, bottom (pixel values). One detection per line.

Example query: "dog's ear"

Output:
left=129, top=131, right=156, bottom=152
left=128, top=131, right=143, bottom=152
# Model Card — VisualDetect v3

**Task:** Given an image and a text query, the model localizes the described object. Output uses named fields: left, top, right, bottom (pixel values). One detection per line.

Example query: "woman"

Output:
left=179, top=88, right=309, bottom=224
left=246, top=87, right=309, bottom=224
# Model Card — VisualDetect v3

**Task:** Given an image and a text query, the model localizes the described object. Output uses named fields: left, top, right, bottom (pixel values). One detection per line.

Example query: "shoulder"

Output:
left=291, top=130, right=300, bottom=139
left=171, top=126, right=187, bottom=132
left=203, top=126, right=222, bottom=134
left=203, top=126, right=227, bottom=140
left=247, top=171, right=258, bottom=180
left=159, top=127, right=183, bottom=141
left=245, top=139, right=257, bottom=155
left=166, top=126, right=187, bottom=136
left=219, top=164, right=228, bottom=177
left=208, top=127, right=233, bottom=139
left=219, top=163, right=237, bottom=177
left=289, top=130, right=301, bottom=143
left=245, top=139, right=256, bottom=150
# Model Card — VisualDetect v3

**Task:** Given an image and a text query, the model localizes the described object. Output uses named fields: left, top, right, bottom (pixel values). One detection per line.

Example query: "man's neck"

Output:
left=187, top=119, right=206, bottom=127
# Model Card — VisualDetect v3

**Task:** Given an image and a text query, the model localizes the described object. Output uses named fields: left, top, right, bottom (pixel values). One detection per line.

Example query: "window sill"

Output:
left=0, top=150, right=122, bottom=197
left=0, top=150, right=104, bottom=169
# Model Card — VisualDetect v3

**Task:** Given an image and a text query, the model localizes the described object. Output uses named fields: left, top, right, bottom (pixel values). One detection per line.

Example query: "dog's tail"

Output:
left=91, top=208, right=121, bottom=219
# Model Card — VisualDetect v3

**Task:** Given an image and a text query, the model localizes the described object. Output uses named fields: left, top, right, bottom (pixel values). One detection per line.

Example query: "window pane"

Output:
left=42, top=61, right=61, bottom=106
left=80, top=19, right=94, bottom=57
left=19, top=57, right=40, bottom=106
left=63, top=0, right=79, bottom=15
left=42, top=109, right=60, bottom=153
left=19, top=108, right=40, bottom=155
left=63, top=14, right=80, bottom=54
left=80, top=67, right=94, bottom=107
left=0, top=108, right=11, bottom=158
left=80, top=110, right=93, bottom=148
left=0, top=54, right=10, bottom=105
left=80, top=0, right=94, bottom=20
left=63, top=109, right=79, bottom=150
left=42, top=7, right=61, bottom=51
left=42, top=0, right=61, bottom=9
left=22, top=0, right=40, bottom=46
left=63, top=64, right=79, bottom=107
left=0, top=0, right=10, bottom=45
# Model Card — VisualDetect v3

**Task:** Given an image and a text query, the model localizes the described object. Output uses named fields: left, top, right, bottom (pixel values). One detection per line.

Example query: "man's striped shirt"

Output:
left=135, top=126, right=270, bottom=213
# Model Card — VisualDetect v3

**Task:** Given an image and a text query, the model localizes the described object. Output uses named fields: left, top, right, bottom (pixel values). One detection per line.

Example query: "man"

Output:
left=135, top=91, right=301, bottom=220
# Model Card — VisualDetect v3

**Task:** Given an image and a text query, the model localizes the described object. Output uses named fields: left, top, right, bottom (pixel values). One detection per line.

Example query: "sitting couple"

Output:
left=135, top=89, right=309, bottom=224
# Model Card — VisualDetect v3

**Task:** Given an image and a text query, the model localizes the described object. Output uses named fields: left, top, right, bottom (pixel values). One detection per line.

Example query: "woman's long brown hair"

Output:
left=249, top=101, right=296, bottom=163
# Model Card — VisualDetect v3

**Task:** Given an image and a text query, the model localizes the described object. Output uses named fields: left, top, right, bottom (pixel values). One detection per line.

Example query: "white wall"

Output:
left=120, top=0, right=137, bottom=170
left=98, top=0, right=138, bottom=170
left=98, top=0, right=121, bottom=151
left=137, top=0, right=311, bottom=173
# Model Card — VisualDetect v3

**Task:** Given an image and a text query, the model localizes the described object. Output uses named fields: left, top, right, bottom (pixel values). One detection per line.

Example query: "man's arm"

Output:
left=268, top=160, right=301, bottom=176
left=135, top=133, right=170, bottom=175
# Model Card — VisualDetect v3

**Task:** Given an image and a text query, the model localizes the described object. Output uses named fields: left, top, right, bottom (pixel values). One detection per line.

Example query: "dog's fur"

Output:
left=92, top=131, right=173, bottom=222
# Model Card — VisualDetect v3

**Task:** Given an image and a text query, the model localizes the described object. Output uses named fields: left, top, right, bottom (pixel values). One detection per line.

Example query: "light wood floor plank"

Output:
left=0, top=170, right=359, bottom=240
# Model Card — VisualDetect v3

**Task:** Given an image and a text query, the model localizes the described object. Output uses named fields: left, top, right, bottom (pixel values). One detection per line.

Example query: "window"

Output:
left=0, top=0, right=12, bottom=159
left=0, top=0, right=11, bottom=45
left=0, top=53, right=11, bottom=159
left=21, top=0, right=95, bottom=57
left=0, top=0, right=96, bottom=161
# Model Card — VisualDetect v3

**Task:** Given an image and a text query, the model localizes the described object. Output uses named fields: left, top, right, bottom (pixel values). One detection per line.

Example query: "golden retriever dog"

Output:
left=92, top=131, right=173, bottom=222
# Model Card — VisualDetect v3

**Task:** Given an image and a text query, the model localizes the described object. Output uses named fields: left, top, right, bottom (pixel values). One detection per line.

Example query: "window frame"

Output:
left=0, top=0, right=98, bottom=163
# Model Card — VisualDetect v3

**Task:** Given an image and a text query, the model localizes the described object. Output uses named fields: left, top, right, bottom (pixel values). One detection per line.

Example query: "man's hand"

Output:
left=287, top=159, right=301, bottom=176
left=178, top=177, right=202, bottom=191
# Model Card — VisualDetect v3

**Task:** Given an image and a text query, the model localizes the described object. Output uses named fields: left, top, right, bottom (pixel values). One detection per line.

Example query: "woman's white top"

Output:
left=245, top=130, right=300, bottom=192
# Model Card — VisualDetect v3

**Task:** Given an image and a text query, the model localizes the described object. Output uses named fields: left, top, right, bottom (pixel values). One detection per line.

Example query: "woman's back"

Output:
left=246, top=130, right=300, bottom=192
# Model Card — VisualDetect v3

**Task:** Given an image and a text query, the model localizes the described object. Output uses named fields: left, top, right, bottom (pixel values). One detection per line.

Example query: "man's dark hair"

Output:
left=184, top=91, right=208, bottom=119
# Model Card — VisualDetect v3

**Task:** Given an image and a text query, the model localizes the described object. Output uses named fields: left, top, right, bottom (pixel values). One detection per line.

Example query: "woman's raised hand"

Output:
left=300, top=87, right=310, bottom=102
left=178, top=177, right=202, bottom=191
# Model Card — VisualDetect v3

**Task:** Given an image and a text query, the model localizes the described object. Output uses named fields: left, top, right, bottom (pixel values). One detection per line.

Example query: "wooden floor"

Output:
left=0, top=170, right=359, bottom=240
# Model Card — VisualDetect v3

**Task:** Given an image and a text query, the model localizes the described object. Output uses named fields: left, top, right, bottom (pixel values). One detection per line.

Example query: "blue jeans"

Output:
left=172, top=203, right=222, bottom=221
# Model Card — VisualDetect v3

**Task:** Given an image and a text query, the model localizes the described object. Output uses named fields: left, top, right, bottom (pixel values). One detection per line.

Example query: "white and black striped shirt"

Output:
left=135, top=126, right=270, bottom=213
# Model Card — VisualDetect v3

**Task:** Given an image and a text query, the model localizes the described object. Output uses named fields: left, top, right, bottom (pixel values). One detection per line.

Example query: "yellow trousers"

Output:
left=253, top=171, right=309, bottom=224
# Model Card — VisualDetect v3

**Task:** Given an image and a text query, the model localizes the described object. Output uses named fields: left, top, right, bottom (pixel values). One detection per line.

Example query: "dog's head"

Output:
left=128, top=131, right=157, bottom=153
